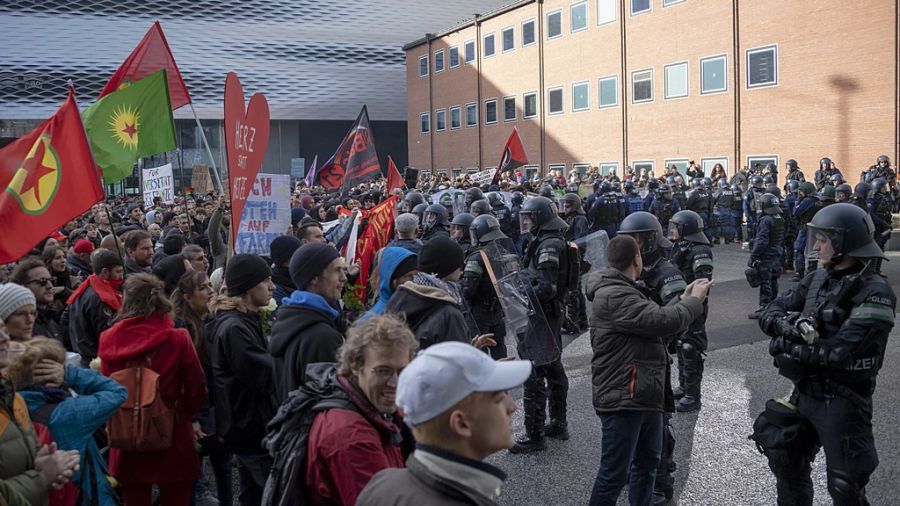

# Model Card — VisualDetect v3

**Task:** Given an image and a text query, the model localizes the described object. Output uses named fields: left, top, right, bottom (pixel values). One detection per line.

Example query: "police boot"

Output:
left=512, top=381, right=548, bottom=454
left=509, top=433, right=547, bottom=454
left=676, top=345, right=703, bottom=413
left=544, top=419, right=570, bottom=440
left=673, top=348, right=686, bottom=400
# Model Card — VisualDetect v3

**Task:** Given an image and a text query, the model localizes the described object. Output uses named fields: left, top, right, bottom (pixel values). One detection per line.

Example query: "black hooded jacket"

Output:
left=385, top=275, right=470, bottom=350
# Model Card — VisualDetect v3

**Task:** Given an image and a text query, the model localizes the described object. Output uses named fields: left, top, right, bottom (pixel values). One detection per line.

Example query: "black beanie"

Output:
left=289, top=243, right=340, bottom=291
left=152, top=255, right=188, bottom=295
left=162, top=230, right=185, bottom=255
left=226, top=254, right=272, bottom=296
left=270, top=235, right=302, bottom=267
left=391, top=254, right=419, bottom=284
left=418, top=235, right=464, bottom=279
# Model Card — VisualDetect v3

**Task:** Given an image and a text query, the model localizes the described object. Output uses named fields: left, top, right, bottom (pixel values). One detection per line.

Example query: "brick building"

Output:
left=404, top=0, right=900, bottom=185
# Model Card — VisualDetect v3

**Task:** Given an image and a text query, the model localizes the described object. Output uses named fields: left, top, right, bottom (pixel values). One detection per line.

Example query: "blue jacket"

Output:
left=20, top=365, right=127, bottom=506
left=360, top=247, right=416, bottom=321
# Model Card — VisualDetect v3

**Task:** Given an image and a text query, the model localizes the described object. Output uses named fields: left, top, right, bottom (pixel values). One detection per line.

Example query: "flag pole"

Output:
left=189, top=102, right=224, bottom=193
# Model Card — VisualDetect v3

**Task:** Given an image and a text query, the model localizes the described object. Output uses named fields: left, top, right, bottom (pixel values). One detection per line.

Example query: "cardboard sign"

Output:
left=142, top=163, right=174, bottom=207
left=235, top=173, right=290, bottom=254
left=191, top=165, right=212, bottom=194
left=469, top=168, right=495, bottom=186
left=224, top=71, right=270, bottom=246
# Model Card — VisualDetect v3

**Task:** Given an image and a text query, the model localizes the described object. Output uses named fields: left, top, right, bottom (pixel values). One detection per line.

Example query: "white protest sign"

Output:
left=235, top=173, right=291, bottom=254
left=469, top=168, right=496, bottom=186
left=142, top=163, right=175, bottom=207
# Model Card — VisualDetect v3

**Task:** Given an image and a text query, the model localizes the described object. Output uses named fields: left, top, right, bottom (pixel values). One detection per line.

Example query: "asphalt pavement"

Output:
left=489, top=242, right=900, bottom=505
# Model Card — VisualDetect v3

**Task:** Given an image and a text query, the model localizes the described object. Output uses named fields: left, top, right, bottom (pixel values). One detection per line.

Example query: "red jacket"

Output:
left=99, top=313, right=206, bottom=484
left=305, top=376, right=405, bottom=505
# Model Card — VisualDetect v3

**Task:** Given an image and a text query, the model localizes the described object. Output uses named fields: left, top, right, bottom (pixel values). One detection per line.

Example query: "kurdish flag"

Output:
left=82, top=69, right=177, bottom=184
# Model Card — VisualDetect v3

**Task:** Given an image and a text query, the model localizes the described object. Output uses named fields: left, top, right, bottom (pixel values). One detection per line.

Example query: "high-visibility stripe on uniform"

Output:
left=849, top=303, right=895, bottom=323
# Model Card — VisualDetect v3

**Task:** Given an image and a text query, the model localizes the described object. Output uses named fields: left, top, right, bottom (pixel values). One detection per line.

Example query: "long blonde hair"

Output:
left=114, top=273, right=173, bottom=323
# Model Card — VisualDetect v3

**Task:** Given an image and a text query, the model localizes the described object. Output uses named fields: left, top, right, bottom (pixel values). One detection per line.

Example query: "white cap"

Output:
left=397, top=342, right=532, bottom=426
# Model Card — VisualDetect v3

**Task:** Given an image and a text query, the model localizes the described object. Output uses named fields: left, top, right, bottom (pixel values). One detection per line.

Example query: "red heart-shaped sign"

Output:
left=224, top=71, right=270, bottom=247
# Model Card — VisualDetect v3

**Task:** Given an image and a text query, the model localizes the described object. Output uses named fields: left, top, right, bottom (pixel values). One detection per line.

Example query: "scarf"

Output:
left=66, top=274, right=122, bottom=311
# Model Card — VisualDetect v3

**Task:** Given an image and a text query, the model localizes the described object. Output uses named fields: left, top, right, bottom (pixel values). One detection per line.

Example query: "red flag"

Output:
left=316, top=106, right=381, bottom=194
left=491, top=127, right=529, bottom=184
left=386, top=156, right=404, bottom=192
left=353, top=195, right=398, bottom=301
left=99, top=21, right=192, bottom=109
left=0, top=86, right=105, bottom=263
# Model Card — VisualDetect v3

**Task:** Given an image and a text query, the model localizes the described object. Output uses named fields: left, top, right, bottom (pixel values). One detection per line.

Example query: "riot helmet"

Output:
left=763, top=175, right=775, bottom=185
left=411, top=203, right=428, bottom=223
left=566, top=183, right=580, bottom=194
left=511, top=191, right=524, bottom=206
left=469, top=199, right=493, bottom=217
left=647, top=179, right=660, bottom=191
left=787, top=180, right=800, bottom=193
left=560, top=193, right=583, bottom=215
left=657, top=184, right=673, bottom=199
left=751, top=175, right=765, bottom=189
left=539, top=185, right=555, bottom=199
left=470, top=214, right=506, bottom=244
left=806, top=203, right=885, bottom=267
left=785, top=159, right=798, bottom=171
left=872, top=178, right=888, bottom=193
left=487, top=191, right=505, bottom=207
left=668, top=210, right=709, bottom=244
left=820, top=185, right=836, bottom=201
left=854, top=182, right=872, bottom=199
left=819, top=157, right=833, bottom=170
left=717, top=178, right=728, bottom=189
left=731, top=183, right=741, bottom=193
left=830, top=173, right=844, bottom=185
left=674, top=175, right=684, bottom=187
left=691, top=178, right=702, bottom=189
left=624, top=180, right=635, bottom=192
left=765, top=185, right=782, bottom=198
left=423, top=204, right=449, bottom=229
left=702, top=177, right=713, bottom=188
left=758, top=194, right=782, bottom=215
left=834, top=183, right=852, bottom=202
left=666, top=175, right=677, bottom=185
left=450, top=212, right=475, bottom=241
left=405, top=190, right=425, bottom=208
left=799, top=182, right=816, bottom=197
left=765, top=162, right=778, bottom=174
left=599, top=181, right=612, bottom=193
left=465, top=187, right=484, bottom=207
left=618, top=211, right=671, bottom=255
left=612, top=181, right=622, bottom=192
left=519, top=196, right=568, bottom=235
left=877, top=155, right=890, bottom=168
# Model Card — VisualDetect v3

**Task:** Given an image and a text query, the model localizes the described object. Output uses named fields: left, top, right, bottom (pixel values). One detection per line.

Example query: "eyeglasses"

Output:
left=9, top=310, right=37, bottom=319
left=26, top=278, right=53, bottom=287
left=371, top=366, right=403, bottom=380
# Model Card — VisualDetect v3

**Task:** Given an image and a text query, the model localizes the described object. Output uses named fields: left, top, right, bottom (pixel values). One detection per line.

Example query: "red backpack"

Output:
left=107, top=356, right=174, bottom=452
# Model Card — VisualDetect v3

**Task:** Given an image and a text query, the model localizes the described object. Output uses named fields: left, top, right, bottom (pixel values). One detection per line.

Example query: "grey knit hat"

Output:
left=0, top=283, right=36, bottom=322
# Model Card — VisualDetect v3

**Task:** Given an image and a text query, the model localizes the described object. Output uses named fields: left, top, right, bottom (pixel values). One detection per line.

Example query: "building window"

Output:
left=522, top=19, right=536, bottom=46
left=502, top=27, right=514, bottom=52
left=466, top=102, right=477, bottom=127
left=503, top=96, right=516, bottom=122
left=597, top=0, right=616, bottom=25
left=524, top=164, right=539, bottom=181
left=632, top=69, right=653, bottom=103
left=434, top=49, right=445, bottom=73
left=524, top=92, right=538, bottom=118
left=452, top=168, right=462, bottom=179
left=418, top=55, right=428, bottom=77
left=664, top=159, right=690, bottom=178
left=573, top=163, right=590, bottom=178
left=598, top=75, right=618, bottom=108
left=449, top=46, right=460, bottom=68
left=599, top=163, right=619, bottom=177
left=547, top=10, right=562, bottom=39
left=548, top=87, right=564, bottom=114
left=664, top=62, right=688, bottom=99
left=701, top=157, right=729, bottom=175
left=663, top=0, right=685, bottom=5
left=420, top=112, right=430, bottom=133
left=450, top=106, right=461, bottom=129
left=464, top=40, right=475, bottom=63
left=571, top=2, right=588, bottom=32
left=548, top=163, right=567, bottom=177
left=747, top=156, right=778, bottom=175
left=484, top=33, right=496, bottom=58
left=572, top=81, right=590, bottom=111
left=484, top=99, right=498, bottom=124
left=700, top=55, right=727, bottom=94
left=435, top=109, right=446, bottom=131
left=631, top=0, right=650, bottom=15
left=747, top=45, right=778, bottom=88
left=632, top=160, right=655, bottom=176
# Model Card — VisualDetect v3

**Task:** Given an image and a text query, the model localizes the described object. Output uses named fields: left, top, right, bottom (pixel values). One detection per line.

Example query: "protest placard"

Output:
left=142, top=163, right=175, bottom=207
left=191, top=165, right=212, bottom=194
left=235, top=173, right=290, bottom=254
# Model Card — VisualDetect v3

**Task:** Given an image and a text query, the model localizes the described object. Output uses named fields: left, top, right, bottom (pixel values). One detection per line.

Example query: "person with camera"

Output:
left=753, top=203, right=895, bottom=505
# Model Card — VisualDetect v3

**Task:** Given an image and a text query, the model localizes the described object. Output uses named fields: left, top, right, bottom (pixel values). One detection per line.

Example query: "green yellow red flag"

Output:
left=82, top=69, right=177, bottom=184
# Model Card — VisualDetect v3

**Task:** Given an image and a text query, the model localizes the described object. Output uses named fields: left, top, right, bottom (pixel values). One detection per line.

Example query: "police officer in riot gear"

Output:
left=864, top=155, right=895, bottom=186
left=732, top=183, right=745, bottom=244
left=785, top=159, right=806, bottom=184
left=744, top=176, right=767, bottom=244
left=561, top=193, right=589, bottom=335
left=539, top=184, right=555, bottom=199
left=617, top=211, right=687, bottom=504
left=411, top=202, right=428, bottom=226
left=464, top=186, right=485, bottom=211
left=713, top=178, right=737, bottom=244
left=650, top=184, right=680, bottom=230
left=624, top=180, right=644, bottom=215
left=510, top=196, right=572, bottom=454
left=403, top=190, right=425, bottom=212
left=687, top=177, right=714, bottom=242
left=784, top=181, right=801, bottom=272
left=461, top=214, right=513, bottom=361
left=643, top=179, right=660, bottom=211
left=754, top=203, right=895, bottom=506
left=671, top=176, right=688, bottom=211
left=868, top=178, right=893, bottom=271
left=749, top=194, right=786, bottom=318
left=450, top=212, right=476, bottom=258
left=510, top=191, right=525, bottom=254
left=469, top=199, right=493, bottom=218
left=487, top=191, right=515, bottom=238
left=850, top=182, right=871, bottom=211
left=667, top=210, right=713, bottom=413
left=421, top=204, right=451, bottom=241
left=814, top=157, right=842, bottom=190
left=589, top=181, right=621, bottom=238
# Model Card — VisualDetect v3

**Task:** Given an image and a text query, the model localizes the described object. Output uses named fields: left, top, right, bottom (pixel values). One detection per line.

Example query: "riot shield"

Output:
left=480, top=240, right=560, bottom=365
left=574, top=230, right=610, bottom=275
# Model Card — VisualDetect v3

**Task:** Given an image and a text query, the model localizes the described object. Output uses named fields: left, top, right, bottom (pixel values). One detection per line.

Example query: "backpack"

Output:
left=107, top=355, right=174, bottom=452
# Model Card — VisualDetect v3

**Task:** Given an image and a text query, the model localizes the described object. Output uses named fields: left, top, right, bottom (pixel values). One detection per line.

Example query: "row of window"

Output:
left=419, top=48, right=776, bottom=132
left=418, top=0, right=688, bottom=77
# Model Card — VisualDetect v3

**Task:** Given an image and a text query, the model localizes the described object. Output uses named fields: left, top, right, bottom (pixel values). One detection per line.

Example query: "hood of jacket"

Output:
left=367, top=247, right=416, bottom=317
left=98, top=312, right=175, bottom=362
left=584, top=268, right=635, bottom=301
left=387, top=278, right=457, bottom=329
left=269, top=291, right=339, bottom=358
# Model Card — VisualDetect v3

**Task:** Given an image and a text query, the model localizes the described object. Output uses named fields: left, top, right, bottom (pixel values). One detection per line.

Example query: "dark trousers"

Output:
left=122, top=481, right=192, bottom=506
left=522, top=313, right=568, bottom=434
left=474, top=308, right=507, bottom=360
left=235, top=453, right=273, bottom=506
left=194, top=435, right=233, bottom=505
left=589, top=411, right=663, bottom=506
left=758, top=257, right=780, bottom=307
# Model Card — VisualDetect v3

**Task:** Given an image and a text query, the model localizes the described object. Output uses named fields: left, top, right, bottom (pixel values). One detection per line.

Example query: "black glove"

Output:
left=748, top=256, right=760, bottom=268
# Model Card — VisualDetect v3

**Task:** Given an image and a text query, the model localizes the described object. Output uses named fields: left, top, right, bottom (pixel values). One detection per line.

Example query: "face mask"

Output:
left=108, top=278, right=125, bottom=291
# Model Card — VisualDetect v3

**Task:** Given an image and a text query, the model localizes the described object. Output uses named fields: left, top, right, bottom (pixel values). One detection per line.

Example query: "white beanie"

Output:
left=0, top=283, right=37, bottom=321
